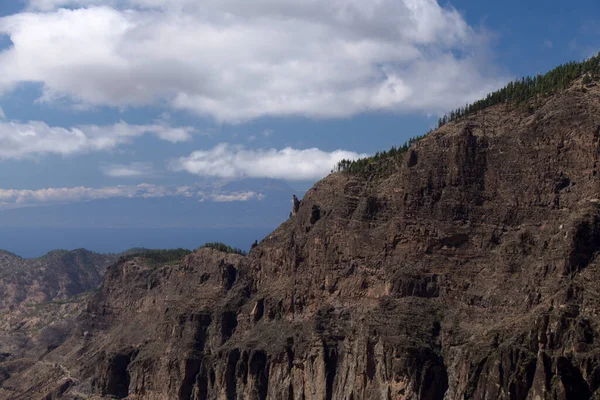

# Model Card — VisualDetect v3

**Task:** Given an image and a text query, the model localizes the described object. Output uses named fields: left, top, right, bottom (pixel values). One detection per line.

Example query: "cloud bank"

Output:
left=0, top=121, right=193, bottom=159
left=0, top=184, right=263, bottom=209
left=210, top=192, right=265, bottom=202
left=172, top=144, right=368, bottom=181
left=102, top=162, right=154, bottom=178
left=0, top=0, right=504, bottom=121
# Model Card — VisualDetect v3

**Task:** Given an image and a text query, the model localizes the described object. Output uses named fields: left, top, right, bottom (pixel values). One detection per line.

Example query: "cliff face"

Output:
left=2, top=81, right=600, bottom=400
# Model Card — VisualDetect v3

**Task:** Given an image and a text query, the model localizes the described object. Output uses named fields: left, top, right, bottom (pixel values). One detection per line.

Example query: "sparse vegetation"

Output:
left=336, top=53, right=600, bottom=175
left=199, top=242, right=247, bottom=256
left=334, top=134, right=425, bottom=174
left=438, top=53, right=600, bottom=127
left=131, top=248, right=192, bottom=268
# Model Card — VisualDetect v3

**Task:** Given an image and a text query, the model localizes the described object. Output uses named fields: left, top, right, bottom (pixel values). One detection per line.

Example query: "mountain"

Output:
left=0, top=249, right=119, bottom=363
left=2, top=69, right=600, bottom=398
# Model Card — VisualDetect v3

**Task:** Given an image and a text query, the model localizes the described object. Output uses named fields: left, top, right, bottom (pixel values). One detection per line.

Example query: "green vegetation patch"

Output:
left=334, top=134, right=425, bottom=175
left=131, top=248, right=192, bottom=268
left=438, top=53, right=600, bottom=127
left=199, top=242, right=247, bottom=256
left=336, top=53, right=600, bottom=176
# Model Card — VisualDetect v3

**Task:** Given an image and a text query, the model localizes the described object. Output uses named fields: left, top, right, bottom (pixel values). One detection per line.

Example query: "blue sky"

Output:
left=0, top=0, right=598, bottom=252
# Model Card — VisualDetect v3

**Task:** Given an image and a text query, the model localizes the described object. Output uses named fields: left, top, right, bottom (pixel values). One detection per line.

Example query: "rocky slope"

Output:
left=2, top=79, right=600, bottom=399
left=0, top=249, right=118, bottom=376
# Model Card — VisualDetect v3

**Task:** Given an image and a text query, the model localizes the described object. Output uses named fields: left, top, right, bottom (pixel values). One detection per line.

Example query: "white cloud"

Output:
left=172, top=144, right=368, bottom=181
left=0, top=0, right=504, bottom=122
left=0, top=120, right=193, bottom=159
left=102, top=162, right=154, bottom=177
left=210, top=191, right=264, bottom=202
left=0, top=184, right=263, bottom=209
left=0, top=184, right=168, bottom=208
left=0, top=106, right=6, bottom=120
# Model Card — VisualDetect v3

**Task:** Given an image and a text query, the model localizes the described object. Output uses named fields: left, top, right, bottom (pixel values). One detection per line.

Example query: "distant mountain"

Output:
left=0, top=226, right=274, bottom=259
left=0, top=248, right=116, bottom=302
left=0, top=249, right=118, bottom=360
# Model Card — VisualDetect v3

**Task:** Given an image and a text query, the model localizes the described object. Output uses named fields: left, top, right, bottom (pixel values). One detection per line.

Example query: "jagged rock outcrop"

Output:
left=293, top=195, right=301, bottom=217
left=2, top=80, right=600, bottom=399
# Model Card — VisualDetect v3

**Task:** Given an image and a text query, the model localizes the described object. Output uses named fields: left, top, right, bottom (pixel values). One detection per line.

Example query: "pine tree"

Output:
left=335, top=52, right=600, bottom=175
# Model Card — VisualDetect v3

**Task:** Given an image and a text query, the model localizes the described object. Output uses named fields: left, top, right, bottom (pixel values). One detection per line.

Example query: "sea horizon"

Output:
left=0, top=226, right=275, bottom=258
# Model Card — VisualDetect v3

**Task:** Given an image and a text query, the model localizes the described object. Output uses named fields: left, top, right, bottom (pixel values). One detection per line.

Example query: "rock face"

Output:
left=2, top=81, right=600, bottom=399
left=293, top=195, right=301, bottom=216
left=0, top=249, right=118, bottom=390
left=0, top=249, right=116, bottom=313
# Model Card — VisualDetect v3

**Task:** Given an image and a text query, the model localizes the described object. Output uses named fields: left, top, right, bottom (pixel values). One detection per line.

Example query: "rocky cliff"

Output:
left=2, top=79, right=600, bottom=399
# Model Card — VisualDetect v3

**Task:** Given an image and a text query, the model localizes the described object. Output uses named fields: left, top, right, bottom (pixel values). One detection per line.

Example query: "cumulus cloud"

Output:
left=0, top=120, right=193, bottom=159
left=0, top=184, right=263, bottom=209
left=172, top=144, right=368, bottom=181
left=101, top=162, right=154, bottom=177
left=0, top=0, right=505, bottom=122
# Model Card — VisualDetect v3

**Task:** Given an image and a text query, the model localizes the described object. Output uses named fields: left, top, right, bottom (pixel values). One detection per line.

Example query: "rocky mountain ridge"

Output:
left=1, top=77, right=600, bottom=399
left=0, top=249, right=120, bottom=373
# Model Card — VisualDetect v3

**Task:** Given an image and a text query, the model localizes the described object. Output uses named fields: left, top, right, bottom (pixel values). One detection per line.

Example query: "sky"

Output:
left=0, top=0, right=598, bottom=255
